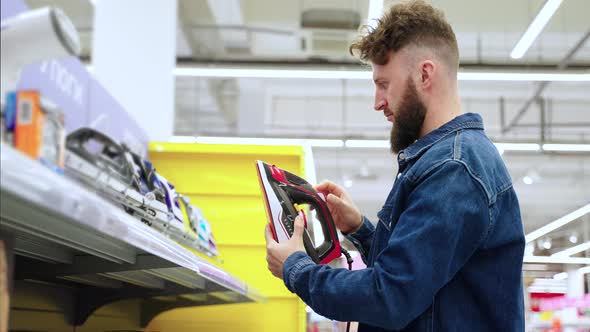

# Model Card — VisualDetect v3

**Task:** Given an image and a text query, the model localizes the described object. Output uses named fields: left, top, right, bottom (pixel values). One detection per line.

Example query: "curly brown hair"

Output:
left=349, top=0, right=459, bottom=71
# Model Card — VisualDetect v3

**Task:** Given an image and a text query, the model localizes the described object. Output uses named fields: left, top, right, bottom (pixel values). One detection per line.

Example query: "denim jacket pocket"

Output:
left=370, top=209, right=395, bottom=263
left=377, top=206, right=393, bottom=232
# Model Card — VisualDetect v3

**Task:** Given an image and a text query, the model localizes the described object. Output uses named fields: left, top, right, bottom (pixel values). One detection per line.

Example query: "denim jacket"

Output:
left=283, top=113, right=525, bottom=331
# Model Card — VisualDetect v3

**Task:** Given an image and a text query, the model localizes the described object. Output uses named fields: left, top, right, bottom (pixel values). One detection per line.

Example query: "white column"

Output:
left=92, top=0, right=177, bottom=141
left=566, top=266, right=585, bottom=297
left=236, top=79, right=266, bottom=136
left=563, top=266, right=585, bottom=332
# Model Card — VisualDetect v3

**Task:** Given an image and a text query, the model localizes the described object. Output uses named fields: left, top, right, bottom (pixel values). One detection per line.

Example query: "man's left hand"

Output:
left=264, top=213, right=306, bottom=279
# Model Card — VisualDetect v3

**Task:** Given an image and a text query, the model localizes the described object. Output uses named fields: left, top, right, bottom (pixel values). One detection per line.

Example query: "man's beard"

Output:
left=389, top=79, right=427, bottom=154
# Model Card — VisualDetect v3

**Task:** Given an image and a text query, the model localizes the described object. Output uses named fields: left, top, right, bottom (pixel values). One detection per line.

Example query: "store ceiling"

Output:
left=25, top=0, right=590, bottom=255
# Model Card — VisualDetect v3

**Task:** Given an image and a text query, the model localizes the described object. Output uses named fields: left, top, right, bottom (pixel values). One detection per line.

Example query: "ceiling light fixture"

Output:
left=525, top=204, right=590, bottom=243
left=167, top=136, right=590, bottom=153
left=523, top=176, right=534, bottom=185
left=542, top=238, right=552, bottom=250
left=458, top=72, right=589, bottom=81
left=367, top=0, right=384, bottom=29
left=494, top=143, right=541, bottom=151
left=510, top=0, right=563, bottom=59
left=542, top=144, right=590, bottom=152
left=192, top=136, right=344, bottom=147
left=173, top=67, right=590, bottom=82
left=343, top=179, right=353, bottom=188
left=525, top=244, right=535, bottom=256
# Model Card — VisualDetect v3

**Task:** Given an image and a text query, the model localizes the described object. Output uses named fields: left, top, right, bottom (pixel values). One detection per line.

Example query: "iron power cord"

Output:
left=340, top=247, right=354, bottom=332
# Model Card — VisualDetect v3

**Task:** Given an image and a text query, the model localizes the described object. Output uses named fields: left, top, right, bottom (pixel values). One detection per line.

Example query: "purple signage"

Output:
left=17, top=57, right=90, bottom=133
left=17, top=57, right=149, bottom=155
left=1, top=0, right=28, bottom=20
left=8, top=0, right=148, bottom=155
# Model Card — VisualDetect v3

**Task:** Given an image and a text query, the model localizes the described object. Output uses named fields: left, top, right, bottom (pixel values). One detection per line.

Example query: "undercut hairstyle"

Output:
left=350, top=0, right=459, bottom=73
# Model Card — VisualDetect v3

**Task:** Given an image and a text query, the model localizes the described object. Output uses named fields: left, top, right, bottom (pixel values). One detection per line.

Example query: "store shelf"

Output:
left=530, top=318, right=590, bottom=330
left=0, top=143, right=264, bottom=326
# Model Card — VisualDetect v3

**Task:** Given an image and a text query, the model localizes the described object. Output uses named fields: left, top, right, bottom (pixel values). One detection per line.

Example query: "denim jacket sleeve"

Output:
left=343, top=216, right=375, bottom=264
left=282, top=160, right=490, bottom=330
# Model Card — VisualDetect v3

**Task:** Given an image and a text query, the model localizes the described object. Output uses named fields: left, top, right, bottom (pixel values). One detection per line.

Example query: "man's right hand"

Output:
left=315, top=180, right=362, bottom=234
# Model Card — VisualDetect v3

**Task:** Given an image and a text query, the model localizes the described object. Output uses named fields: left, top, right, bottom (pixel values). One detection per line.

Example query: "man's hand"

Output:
left=265, top=213, right=306, bottom=279
left=315, top=180, right=362, bottom=234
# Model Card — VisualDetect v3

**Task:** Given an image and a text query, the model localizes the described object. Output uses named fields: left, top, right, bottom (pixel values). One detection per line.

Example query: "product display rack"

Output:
left=0, top=142, right=264, bottom=327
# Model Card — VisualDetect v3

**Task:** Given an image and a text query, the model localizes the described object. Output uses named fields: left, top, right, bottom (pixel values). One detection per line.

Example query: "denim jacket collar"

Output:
left=397, top=113, right=484, bottom=166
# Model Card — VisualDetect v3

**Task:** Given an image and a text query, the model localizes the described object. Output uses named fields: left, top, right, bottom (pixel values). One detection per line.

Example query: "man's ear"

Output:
left=419, top=60, right=435, bottom=90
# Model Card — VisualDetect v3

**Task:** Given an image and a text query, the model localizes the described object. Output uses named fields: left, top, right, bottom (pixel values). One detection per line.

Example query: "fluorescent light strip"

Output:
left=367, top=0, right=384, bottom=29
left=345, top=139, right=389, bottom=148
left=458, top=72, right=589, bottom=81
left=168, top=137, right=589, bottom=152
left=510, top=0, right=563, bottom=59
left=174, top=68, right=371, bottom=80
left=193, top=136, right=343, bottom=147
left=551, top=241, right=590, bottom=257
left=525, top=204, right=590, bottom=243
left=543, top=144, right=590, bottom=152
left=523, top=256, right=590, bottom=265
left=173, top=67, right=590, bottom=82
left=494, top=143, right=540, bottom=151
left=89, top=65, right=590, bottom=82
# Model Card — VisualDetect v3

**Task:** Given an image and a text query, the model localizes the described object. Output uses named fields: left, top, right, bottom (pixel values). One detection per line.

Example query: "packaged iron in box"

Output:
left=14, top=90, right=65, bottom=173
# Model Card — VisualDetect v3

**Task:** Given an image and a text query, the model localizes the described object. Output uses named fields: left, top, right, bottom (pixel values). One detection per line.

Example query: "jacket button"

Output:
left=399, top=152, right=406, bottom=160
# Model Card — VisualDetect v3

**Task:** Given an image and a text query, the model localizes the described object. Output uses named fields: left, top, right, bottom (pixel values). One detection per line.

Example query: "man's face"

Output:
left=372, top=56, right=427, bottom=154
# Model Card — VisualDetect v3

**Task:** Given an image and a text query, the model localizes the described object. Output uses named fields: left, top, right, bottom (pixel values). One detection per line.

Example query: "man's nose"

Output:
left=374, top=98, right=388, bottom=111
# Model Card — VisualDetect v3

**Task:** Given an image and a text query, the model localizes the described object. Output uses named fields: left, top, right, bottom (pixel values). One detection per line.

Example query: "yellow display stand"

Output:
left=146, top=142, right=308, bottom=332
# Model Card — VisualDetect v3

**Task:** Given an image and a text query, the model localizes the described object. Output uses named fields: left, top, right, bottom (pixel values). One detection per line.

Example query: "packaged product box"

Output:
left=14, top=90, right=65, bottom=172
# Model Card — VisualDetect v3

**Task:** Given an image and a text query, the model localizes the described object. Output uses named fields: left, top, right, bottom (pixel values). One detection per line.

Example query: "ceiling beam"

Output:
left=502, top=29, right=590, bottom=134
left=206, top=0, right=250, bottom=53
left=177, top=1, right=200, bottom=57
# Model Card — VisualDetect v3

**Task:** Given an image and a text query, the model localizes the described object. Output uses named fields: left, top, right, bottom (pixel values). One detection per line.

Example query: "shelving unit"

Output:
left=530, top=318, right=590, bottom=330
left=0, top=143, right=264, bottom=328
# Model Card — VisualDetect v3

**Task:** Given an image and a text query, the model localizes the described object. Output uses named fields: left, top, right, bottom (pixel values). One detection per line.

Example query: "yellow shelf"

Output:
left=147, top=142, right=308, bottom=332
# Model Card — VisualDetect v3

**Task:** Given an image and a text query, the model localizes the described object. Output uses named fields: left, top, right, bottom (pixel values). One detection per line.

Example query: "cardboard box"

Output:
left=14, top=90, right=65, bottom=172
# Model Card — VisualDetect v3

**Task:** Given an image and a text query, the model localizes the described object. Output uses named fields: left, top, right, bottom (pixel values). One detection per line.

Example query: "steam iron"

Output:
left=256, top=160, right=341, bottom=264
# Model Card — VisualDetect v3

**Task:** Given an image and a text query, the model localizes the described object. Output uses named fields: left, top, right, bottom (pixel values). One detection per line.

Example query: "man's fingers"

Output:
left=326, top=193, right=343, bottom=207
left=315, top=180, right=343, bottom=196
left=293, top=215, right=305, bottom=238
left=264, top=223, right=276, bottom=244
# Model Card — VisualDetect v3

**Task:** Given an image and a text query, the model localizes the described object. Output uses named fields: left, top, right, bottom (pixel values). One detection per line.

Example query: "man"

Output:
left=264, top=1, right=525, bottom=331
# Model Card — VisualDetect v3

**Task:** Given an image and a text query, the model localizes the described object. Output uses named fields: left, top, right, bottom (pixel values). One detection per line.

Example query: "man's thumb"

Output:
left=293, top=215, right=305, bottom=237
